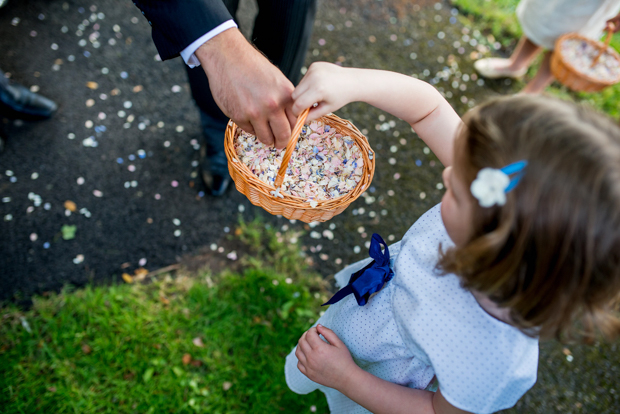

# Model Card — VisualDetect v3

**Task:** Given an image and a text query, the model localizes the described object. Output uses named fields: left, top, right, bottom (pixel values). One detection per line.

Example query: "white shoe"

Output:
left=474, top=58, right=527, bottom=79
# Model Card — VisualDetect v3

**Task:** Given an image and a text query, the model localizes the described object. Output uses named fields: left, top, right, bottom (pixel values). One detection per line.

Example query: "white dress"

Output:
left=517, top=0, right=620, bottom=49
left=285, top=205, right=539, bottom=414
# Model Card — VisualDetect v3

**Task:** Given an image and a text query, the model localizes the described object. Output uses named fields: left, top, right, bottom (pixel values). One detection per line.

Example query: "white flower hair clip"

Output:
left=470, top=161, right=528, bottom=207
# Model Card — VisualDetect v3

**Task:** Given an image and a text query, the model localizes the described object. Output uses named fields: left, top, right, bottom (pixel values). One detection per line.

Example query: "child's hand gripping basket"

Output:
left=224, top=108, right=375, bottom=223
left=551, top=25, right=620, bottom=92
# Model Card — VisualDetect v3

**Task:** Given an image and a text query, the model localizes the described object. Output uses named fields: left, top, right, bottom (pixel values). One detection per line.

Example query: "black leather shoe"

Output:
left=0, top=78, right=58, bottom=121
left=199, top=146, right=232, bottom=197
left=209, top=173, right=232, bottom=197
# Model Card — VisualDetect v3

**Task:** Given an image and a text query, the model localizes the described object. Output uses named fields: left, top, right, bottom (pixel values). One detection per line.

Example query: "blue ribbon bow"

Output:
left=322, top=233, right=394, bottom=307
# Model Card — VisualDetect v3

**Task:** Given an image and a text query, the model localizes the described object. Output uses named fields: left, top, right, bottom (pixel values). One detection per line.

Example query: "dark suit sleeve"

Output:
left=133, top=0, right=233, bottom=61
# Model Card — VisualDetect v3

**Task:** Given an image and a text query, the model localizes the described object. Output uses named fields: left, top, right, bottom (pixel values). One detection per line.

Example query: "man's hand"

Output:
left=295, top=324, right=359, bottom=390
left=195, top=28, right=296, bottom=149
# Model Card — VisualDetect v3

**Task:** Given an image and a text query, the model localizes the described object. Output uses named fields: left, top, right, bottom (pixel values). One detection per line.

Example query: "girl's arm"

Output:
left=296, top=325, right=470, bottom=414
left=291, top=62, right=463, bottom=166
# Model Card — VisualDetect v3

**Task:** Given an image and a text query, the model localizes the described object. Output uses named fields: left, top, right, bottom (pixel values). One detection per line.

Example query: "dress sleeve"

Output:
left=133, top=0, right=233, bottom=60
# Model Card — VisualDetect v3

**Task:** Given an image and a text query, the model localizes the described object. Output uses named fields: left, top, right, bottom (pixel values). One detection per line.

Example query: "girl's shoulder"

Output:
left=391, top=204, right=539, bottom=413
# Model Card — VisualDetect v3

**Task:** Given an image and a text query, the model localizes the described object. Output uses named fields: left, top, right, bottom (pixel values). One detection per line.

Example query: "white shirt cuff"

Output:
left=180, top=20, right=238, bottom=68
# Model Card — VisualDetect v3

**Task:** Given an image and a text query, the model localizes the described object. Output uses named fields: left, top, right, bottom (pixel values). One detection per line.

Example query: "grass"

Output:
left=451, top=0, right=620, bottom=118
left=0, top=218, right=331, bottom=414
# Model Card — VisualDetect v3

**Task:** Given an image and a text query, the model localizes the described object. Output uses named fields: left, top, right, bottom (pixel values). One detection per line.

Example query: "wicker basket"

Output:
left=224, top=108, right=375, bottom=223
left=551, top=28, right=620, bottom=92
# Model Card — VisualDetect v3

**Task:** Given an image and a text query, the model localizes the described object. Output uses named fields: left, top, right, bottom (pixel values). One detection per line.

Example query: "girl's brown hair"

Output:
left=438, top=94, right=620, bottom=341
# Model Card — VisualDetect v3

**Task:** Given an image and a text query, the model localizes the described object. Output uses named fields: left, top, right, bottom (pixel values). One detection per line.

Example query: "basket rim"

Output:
left=224, top=113, right=375, bottom=209
left=554, top=32, right=620, bottom=86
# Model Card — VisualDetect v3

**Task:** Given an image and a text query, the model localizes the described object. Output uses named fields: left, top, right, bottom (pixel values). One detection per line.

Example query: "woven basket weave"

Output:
left=551, top=29, right=620, bottom=92
left=224, top=108, right=375, bottom=223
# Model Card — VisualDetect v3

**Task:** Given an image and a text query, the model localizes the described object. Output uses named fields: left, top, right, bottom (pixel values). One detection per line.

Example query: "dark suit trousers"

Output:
left=186, top=0, right=317, bottom=175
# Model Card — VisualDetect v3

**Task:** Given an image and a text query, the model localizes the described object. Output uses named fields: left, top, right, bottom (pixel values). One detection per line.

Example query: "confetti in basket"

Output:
left=551, top=26, right=620, bottom=92
left=224, top=108, right=375, bottom=223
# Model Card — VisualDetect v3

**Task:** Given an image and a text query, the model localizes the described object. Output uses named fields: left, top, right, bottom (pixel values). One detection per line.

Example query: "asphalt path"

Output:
left=0, top=0, right=512, bottom=304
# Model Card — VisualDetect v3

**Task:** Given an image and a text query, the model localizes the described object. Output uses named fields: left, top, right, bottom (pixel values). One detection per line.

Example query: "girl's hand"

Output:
left=295, top=324, right=360, bottom=389
left=292, top=62, right=359, bottom=121
left=606, top=13, right=620, bottom=33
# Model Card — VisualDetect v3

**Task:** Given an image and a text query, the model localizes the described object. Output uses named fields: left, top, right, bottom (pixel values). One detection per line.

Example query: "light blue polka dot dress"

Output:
left=285, top=204, right=539, bottom=413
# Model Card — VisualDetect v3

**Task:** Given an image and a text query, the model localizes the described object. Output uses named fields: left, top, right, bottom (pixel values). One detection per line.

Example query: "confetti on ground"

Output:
left=64, top=200, right=77, bottom=212
left=1, top=0, right=483, bottom=314
left=61, top=225, right=77, bottom=240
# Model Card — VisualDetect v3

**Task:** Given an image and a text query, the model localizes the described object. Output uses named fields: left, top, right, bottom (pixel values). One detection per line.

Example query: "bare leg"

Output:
left=522, top=51, right=555, bottom=94
left=506, top=36, right=543, bottom=72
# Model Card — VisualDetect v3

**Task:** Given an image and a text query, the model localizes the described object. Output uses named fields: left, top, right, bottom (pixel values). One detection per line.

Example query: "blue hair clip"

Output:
left=501, top=160, right=528, bottom=192
left=470, top=160, right=528, bottom=207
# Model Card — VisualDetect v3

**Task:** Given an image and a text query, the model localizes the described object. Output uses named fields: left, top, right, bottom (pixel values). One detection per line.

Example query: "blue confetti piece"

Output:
left=117, top=158, right=124, bottom=164
left=43, top=242, right=50, bottom=249
left=369, top=186, right=376, bottom=193
left=450, top=16, right=457, bottom=24
left=83, top=51, right=90, bottom=57
left=325, top=126, right=330, bottom=132
left=313, top=146, right=319, bottom=154
left=128, top=154, right=136, bottom=161
left=78, top=7, right=84, bottom=13
left=428, top=40, right=434, bottom=47
left=120, top=71, right=128, bottom=79
left=416, top=159, right=422, bottom=166
left=198, top=191, right=205, bottom=197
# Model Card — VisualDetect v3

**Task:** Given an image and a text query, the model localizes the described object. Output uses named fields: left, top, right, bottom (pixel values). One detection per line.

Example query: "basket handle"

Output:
left=274, top=107, right=311, bottom=189
left=591, top=22, right=616, bottom=68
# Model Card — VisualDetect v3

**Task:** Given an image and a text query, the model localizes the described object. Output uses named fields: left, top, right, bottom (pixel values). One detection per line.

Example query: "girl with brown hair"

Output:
left=284, top=62, right=620, bottom=414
